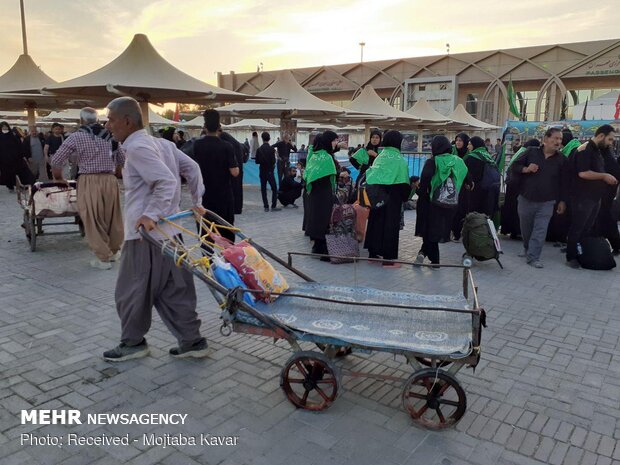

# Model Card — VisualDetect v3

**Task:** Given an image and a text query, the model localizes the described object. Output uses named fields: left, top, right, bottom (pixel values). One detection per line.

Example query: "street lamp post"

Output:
left=359, top=42, right=365, bottom=63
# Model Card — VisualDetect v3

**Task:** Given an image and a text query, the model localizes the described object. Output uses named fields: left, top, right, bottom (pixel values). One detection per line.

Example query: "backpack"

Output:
left=480, top=161, right=501, bottom=191
left=431, top=175, right=459, bottom=208
left=577, top=237, right=616, bottom=270
left=462, top=212, right=503, bottom=267
left=356, top=173, right=388, bottom=209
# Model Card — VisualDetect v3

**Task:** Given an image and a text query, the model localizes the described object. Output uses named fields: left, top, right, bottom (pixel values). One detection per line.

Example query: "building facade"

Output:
left=218, top=39, right=620, bottom=125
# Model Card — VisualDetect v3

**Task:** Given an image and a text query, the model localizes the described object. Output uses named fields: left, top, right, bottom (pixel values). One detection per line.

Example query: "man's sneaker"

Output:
left=518, top=248, right=527, bottom=258
left=566, top=259, right=581, bottom=269
left=271, top=207, right=282, bottom=212
left=529, top=260, right=544, bottom=269
left=169, top=339, right=210, bottom=359
left=414, top=253, right=425, bottom=265
left=264, top=207, right=270, bottom=212
left=110, top=251, right=122, bottom=262
left=103, top=339, right=149, bottom=362
left=90, top=258, right=112, bottom=270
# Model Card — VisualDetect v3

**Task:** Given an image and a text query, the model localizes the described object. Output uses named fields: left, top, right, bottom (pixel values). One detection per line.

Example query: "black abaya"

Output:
left=0, top=132, right=28, bottom=189
left=364, top=184, right=410, bottom=260
left=415, top=158, right=463, bottom=263
left=500, top=177, right=521, bottom=237
left=305, top=176, right=334, bottom=242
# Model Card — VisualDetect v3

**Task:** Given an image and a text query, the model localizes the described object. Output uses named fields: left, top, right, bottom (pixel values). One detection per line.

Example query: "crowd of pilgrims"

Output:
left=300, top=125, right=619, bottom=269
left=1, top=113, right=618, bottom=270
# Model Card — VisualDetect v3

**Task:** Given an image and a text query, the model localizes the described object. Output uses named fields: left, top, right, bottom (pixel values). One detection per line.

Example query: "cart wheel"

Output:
left=414, top=357, right=452, bottom=368
left=29, top=215, right=37, bottom=252
left=280, top=351, right=340, bottom=411
left=402, top=368, right=466, bottom=430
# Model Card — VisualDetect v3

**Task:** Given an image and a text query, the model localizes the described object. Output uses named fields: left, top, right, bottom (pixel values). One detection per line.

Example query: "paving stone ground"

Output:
left=1, top=184, right=620, bottom=465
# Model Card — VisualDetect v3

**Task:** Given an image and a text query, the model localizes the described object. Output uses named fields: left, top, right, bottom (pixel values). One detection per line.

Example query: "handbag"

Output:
left=356, top=172, right=388, bottom=209
left=326, top=204, right=359, bottom=264
left=353, top=202, right=370, bottom=242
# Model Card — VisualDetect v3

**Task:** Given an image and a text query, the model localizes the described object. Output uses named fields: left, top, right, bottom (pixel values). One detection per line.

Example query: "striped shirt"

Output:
left=51, top=130, right=125, bottom=174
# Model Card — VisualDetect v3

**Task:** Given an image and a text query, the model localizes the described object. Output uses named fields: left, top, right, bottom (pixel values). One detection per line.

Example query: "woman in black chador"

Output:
left=450, top=132, right=470, bottom=240
left=304, top=131, right=340, bottom=257
left=0, top=122, right=30, bottom=191
left=349, top=129, right=381, bottom=186
left=363, top=130, right=411, bottom=267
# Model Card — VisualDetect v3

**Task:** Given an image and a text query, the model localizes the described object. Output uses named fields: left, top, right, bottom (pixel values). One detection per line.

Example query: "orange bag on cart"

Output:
left=221, top=241, right=289, bottom=302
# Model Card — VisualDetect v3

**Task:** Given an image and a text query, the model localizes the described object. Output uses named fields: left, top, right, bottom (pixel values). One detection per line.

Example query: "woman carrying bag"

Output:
left=415, top=136, right=469, bottom=265
left=363, top=130, right=411, bottom=267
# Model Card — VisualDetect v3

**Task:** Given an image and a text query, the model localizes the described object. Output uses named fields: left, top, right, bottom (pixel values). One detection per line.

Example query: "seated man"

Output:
left=278, top=166, right=302, bottom=207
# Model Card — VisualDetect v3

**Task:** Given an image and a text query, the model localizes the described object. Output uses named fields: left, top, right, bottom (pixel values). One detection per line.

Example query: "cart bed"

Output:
left=235, top=283, right=473, bottom=356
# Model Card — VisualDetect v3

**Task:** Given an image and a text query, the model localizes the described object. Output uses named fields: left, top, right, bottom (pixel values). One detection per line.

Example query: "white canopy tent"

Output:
left=406, top=98, right=451, bottom=123
left=344, top=84, right=421, bottom=140
left=43, top=34, right=262, bottom=124
left=223, top=118, right=279, bottom=130
left=346, top=85, right=420, bottom=124
left=445, top=104, right=499, bottom=130
left=216, top=70, right=363, bottom=138
left=573, top=91, right=620, bottom=120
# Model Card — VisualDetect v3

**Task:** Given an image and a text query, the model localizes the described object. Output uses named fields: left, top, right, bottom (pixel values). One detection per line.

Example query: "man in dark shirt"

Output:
left=255, top=131, right=280, bottom=212
left=272, top=133, right=297, bottom=186
left=278, top=166, right=302, bottom=207
left=596, top=148, right=620, bottom=254
left=512, top=127, right=567, bottom=268
left=44, top=122, right=64, bottom=178
left=566, top=124, right=618, bottom=268
left=192, top=110, right=239, bottom=242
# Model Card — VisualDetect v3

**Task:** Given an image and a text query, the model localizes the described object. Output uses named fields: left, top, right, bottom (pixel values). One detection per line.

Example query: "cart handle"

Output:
left=159, top=210, right=196, bottom=223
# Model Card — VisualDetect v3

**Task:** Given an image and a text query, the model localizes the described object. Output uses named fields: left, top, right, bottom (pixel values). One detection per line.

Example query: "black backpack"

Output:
left=480, top=161, right=501, bottom=191
left=577, top=237, right=616, bottom=270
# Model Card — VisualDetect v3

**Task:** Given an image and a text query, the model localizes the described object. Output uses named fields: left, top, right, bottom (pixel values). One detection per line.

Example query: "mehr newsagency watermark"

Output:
left=19, top=409, right=239, bottom=449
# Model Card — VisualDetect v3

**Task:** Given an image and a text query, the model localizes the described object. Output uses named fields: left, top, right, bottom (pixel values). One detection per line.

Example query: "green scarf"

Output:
left=451, top=145, right=470, bottom=158
left=351, top=147, right=369, bottom=165
left=561, top=139, right=580, bottom=157
left=430, top=153, right=468, bottom=197
left=506, top=146, right=527, bottom=170
left=303, top=149, right=336, bottom=193
left=465, top=147, right=496, bottom=165
left=365, top=147, right=410, bottom=185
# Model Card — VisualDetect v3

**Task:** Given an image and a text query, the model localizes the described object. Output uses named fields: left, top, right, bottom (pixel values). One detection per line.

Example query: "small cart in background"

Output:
left=16, top=178, right=84, bottom=251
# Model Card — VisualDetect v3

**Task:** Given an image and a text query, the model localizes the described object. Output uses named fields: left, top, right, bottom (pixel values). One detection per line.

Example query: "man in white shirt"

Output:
left=102, top=96, right=208, bottom=361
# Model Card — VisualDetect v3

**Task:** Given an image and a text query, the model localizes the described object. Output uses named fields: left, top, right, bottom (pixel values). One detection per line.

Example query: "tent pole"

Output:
left=26, top=106, right=35, bottom=130
left=20, top=0, right=28, bottom=55
left=364, top=121, right=371, bottom=143
left=139, top=101, right=150, bottom=128
left=417, top=129, right=424, bottom=153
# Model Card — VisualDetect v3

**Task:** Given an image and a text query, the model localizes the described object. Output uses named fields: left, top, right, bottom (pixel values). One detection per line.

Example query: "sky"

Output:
left=0, top=0, right=619, bottom=86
